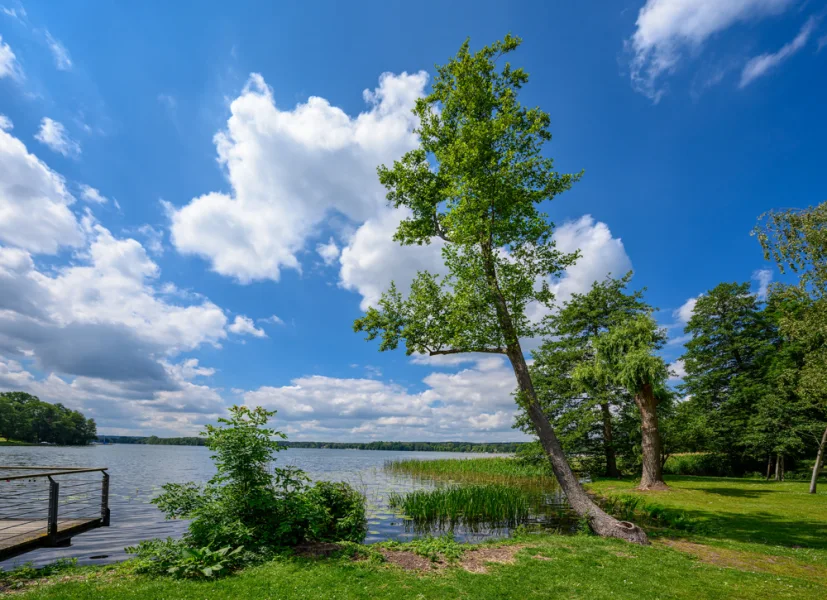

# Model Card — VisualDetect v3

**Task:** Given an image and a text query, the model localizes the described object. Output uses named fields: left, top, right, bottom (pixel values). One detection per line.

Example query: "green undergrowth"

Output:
left=12, top=534, right=825, bottom=599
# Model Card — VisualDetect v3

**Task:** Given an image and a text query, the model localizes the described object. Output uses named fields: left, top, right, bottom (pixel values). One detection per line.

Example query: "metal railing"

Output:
left=0, top=466, right=109, bottom=559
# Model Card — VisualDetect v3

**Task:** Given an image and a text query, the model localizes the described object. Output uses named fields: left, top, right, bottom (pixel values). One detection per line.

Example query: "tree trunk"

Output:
left=766, top=455, right=773, bottom=481
left=634, top=384, right=668, bottom=491
left=775, top=453, right=783, bottom=481
left=479, top=242, right=648, bottom=544
left=600, top=402, right=621, bottom=478
left=810, top=426, right=826, bottom=494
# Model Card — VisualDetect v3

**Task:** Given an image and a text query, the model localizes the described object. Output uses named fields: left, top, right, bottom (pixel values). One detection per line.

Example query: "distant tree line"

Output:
left=97, top=435, right=523, bottom=453
left=0, top=392, right=97, bottom=445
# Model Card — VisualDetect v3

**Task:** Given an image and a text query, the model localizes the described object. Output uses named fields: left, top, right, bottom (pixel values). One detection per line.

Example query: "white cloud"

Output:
left=259, top=314, right=285, bottom=326
left=243, top=355, right=526, bottom=441
left=1, top=6, right=26, bottom=22
left=0, top=34, right=20, bottom=79
left=627, top=0, right=795, bottom=101
left=169, top=71, right=428, bottom=283
left=229, top=315, right=267, bottom=338
left=316, top=237, right=340, bottom=266
left=752, top=268, right=772, bottom=300
left=135, top=224, right=164, bottom=255
left=0, top=126, right=84, bottom=253
left=339, top=208, right=446, bottom=310
left=548, top=215, right=632, bottom=306
left=674, top=296, right=699, bottom=324
left=35, top=117, right=81, bottom=157
left=740, top=17, right=816, bottom=87
left=669, top=359, right=687, bottom=382
left=0, top=114, right=11, bottom=130
left=79, top=184, right=108, bottom=204
left=44, top=30, right=72, bottom=71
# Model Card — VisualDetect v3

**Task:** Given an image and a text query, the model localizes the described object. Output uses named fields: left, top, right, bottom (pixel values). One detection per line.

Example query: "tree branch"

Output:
left=430, top=348, right=507, bottom=356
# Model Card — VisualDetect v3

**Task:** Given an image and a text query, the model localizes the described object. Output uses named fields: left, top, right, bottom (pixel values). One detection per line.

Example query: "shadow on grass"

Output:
left=693, top=487, right=780, bottom=499
left=667, top=508, right=827, bottom=549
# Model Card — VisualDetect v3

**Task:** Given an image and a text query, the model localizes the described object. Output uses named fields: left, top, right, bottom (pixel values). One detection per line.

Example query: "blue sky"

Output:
left=0, top=0, right=825, bottom=440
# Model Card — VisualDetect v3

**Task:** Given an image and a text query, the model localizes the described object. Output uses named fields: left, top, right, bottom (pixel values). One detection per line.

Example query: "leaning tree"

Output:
left=354, top=36, right=647, bottom=543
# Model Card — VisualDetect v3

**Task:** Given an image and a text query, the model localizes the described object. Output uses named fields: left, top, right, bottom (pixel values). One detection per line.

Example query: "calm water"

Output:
left=1, top=445, right=554, bottom=569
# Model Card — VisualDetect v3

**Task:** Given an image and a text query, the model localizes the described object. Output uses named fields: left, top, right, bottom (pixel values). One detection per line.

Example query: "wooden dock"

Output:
left=0, top=467, right=110, bottom=561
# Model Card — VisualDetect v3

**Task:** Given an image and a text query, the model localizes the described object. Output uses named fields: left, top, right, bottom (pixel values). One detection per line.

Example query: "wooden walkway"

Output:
left=0, top=466, right=110, bottom=561
left=0, top=518, right=102, bottom=556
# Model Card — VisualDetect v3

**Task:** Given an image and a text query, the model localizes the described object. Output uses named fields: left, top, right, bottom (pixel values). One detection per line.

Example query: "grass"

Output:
left=8, top=461, right=827, bottom=599
left=11, top=534, right=824, bottom=599
left=385, top=457, right=551, bottom=484
left=387, top=484, right=542, bottom=529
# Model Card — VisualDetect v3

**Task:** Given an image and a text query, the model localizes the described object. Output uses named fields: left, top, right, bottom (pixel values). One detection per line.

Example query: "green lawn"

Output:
left=8, top=475, right=827, bottom=599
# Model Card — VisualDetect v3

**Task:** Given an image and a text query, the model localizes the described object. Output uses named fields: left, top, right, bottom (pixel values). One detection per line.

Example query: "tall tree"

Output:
left=576, top=314, right=670, bottom=490
left=525, top=273, right=649, bottom=477
left=354, top=36, right=647, bottom=543
left=680, top=282, right=774, bottom=461
left=754, top=202, right=827, bottom=493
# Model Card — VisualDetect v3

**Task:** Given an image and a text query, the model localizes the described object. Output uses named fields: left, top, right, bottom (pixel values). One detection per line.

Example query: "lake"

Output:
left=1, top=445, right=554, bottom=569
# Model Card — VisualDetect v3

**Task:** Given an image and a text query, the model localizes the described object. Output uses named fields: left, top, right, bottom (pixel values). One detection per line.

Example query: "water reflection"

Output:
left=0, top=445, right=570, bottom=570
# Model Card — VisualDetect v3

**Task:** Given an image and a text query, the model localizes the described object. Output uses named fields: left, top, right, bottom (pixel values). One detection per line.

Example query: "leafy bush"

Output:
left=662, top=453, right=735, bottom=477
left=131, top=406, right=367, bottom=577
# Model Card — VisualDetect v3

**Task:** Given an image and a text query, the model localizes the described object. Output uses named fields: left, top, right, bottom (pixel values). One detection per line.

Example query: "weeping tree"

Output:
left=354, top=36, right=648, bottom=543
left=575, top=314, right=670, bottom=490
left=754, top=202, right=827, bottom=493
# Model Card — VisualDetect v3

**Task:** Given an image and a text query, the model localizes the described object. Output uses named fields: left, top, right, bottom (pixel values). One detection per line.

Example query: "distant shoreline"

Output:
left=95, top=436, right=525, bottom=453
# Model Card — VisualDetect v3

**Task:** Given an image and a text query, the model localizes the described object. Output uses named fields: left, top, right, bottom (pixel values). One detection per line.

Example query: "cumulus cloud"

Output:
left=669, top=358, right=687, bottom=382
left=0, top=35, right=19, bottom=79
left=752, top=268, right=772, bottom=300
left=229, top=315, right=267, bottom=338
left=316, top=237, right=340, bottom=266
left=168, top=71, right=427, bottom=283
left=243, top=355, right=526, bottom=441
left=44, top=30, right=72, bottom=71
left=0, top=114, right=11, bottom=130
left=627, top=0, right=795, bottom=101
left=79, top=184, right=108, bottom=204
left=0, top=126, right=84, bottom=253
left=35, top=117, right=81, bottom=157
left=548, top=215, right=633, bottom=306
left=674, top=296, right=699, bottom=324
left=740, top=17, right=817, bottom=87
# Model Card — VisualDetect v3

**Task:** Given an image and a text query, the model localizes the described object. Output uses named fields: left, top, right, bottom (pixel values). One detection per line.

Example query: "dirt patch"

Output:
left=294, top=542, right=343, bottom=558
left=658, top=539, right=827, bottom=583
left=460, top=545, right=523, bottom=573
left=380, top=549, right=440, bottom=571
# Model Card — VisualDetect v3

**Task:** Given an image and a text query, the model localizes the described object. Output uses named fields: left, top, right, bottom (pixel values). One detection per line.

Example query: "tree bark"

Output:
left=766, top=455, right=773, bottom=481
left=600, top=402, right=621, bottom=478
left=775, top=453, right=784, bottom=481
left=810, top=425, right=827, bottom=494
left=634, top=384, right=668, bottom=491
left=479, top=242, right=648, bottom=544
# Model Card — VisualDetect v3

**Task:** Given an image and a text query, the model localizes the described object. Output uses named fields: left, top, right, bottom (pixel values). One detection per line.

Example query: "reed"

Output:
left=387, top=484, right=539, bottom=528
left=385, top=457, right=552, bottom=486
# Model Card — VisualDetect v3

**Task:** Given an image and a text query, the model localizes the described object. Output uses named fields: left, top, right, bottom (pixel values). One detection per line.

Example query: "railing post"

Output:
left=101, top=471, right=110, bottom=526
left=47, top=476, right=59, bottom=542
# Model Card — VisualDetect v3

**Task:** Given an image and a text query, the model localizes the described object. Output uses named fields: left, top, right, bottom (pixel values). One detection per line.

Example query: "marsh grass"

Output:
left=387, top=483, right=572, bottom=532
left=385, top=457, right=552, bottom=486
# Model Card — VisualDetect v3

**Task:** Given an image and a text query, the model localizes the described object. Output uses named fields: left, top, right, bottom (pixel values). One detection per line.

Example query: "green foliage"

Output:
left=305, top=481, right=368, bottom=543
left=662, top=453, right=736, bottom=477
left=0, top=558, right=78, bottom=590
left=0, top=391, right=96, bottom=445
left=599, top=495, right=700, bottom=532
left=354, top=34, right=579, bottom=362
left=388, top=484, right=538, bottom=529
left=126, top=539, right=244, bottom=579
left=386, top=456, right=551, bottom=482
left=135, top=406, right=367, bottom=578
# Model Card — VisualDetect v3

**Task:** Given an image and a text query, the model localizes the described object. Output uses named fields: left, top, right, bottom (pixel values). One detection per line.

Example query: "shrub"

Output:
left=132, top=406, right=367, bottom=577
left=662, top=453, right=735, bottom=477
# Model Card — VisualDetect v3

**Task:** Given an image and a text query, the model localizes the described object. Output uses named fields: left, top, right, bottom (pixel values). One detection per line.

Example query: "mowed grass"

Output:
left=587, top=476, right=827, bottom=551
left=15, top=534, right=824, bottom=600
